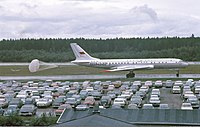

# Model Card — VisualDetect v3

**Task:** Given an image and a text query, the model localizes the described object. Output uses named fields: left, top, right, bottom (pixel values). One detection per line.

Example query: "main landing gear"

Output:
left=126, top=71, right=135, bottom=78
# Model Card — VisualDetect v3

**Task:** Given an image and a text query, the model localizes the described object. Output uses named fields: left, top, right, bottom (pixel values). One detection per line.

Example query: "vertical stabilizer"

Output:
left=70, top=43, right=99, bottom=60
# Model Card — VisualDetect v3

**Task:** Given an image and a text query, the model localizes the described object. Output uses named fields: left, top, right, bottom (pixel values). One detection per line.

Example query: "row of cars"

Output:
left=171, top=79, right=200, bottom=110
left=0, top=79, right=199, bottom=117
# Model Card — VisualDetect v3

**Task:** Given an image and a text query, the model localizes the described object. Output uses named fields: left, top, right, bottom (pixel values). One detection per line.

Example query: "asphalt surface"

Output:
left=160, top=87, right=182, bottom=109
left=1, top=74, right=200, bottom=80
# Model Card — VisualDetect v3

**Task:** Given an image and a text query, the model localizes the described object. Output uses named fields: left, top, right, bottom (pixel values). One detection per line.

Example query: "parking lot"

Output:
left=0, top=79, right=199, bottom=117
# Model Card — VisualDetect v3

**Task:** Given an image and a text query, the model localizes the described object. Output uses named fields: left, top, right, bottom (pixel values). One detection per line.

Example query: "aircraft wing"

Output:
left=103, top=65, right=154, bottom=72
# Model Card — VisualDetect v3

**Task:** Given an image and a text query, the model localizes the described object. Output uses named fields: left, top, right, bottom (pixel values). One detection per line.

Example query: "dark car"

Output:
left=4, top=105, right=19, bottom=116
left=65, top=98, right=79, bottom=107
left=100, top=96, right=111, bottom=108
left=107, top=91, right=116, bottom=100
left=19, top=104, right=37, bottom=116
left=9, top=98, right=23, bottom=108
left=130, top=97, right=142, bottom=108
left=24, top=98, right=36, bottom=105
left=0, top=108, right=4, bottom=115
left=91, top=91, right=102, bottom=100
left=79, top=90, right=88, bottom=100
left=52, top=97, right=66, bottom=108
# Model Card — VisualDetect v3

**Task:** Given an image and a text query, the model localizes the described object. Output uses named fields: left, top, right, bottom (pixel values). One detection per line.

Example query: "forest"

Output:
left=0, top=37, right=200, bottom=62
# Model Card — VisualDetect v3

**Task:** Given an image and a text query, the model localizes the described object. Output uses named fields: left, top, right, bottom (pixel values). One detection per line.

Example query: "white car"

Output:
left=121, top=91, right=132, bottom=99
left=143, top=104, right=154, bottom=109
left=36, top=98, right=51, bottom=107
left=165, top=80, right=173, bottom=88
left=139, top=86, right=149, bottom=93
left=144, top=81, right=153, bottom=87
left=194, top=86, right=200, bottom=94
left=154, top=80, right=163, bottom=88
left=172, top=86, right=181, bottom=94
left=149, top=97, right=160, bottom=106
left=113, top=98, right=126, bottom=107
left=151, top=89, right=160, bottom=97
left=174, top=80, right=183, bottom=86
left=75, top=104, right=89, bottom=111
left=183, top=91, right=195, bottom=100
left=85, top=87, right=94, bottom=92
left=181, top=103, right=193, bottom=110
left=187, top=96, right=199, bottom=108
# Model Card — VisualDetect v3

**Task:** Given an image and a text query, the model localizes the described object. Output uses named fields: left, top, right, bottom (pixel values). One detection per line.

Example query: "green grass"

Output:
left=0, top=65, right=199, bottom=76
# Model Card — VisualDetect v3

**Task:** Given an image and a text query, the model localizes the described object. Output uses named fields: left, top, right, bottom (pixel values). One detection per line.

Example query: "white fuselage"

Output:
left=72, top=58, right=188, bottom=70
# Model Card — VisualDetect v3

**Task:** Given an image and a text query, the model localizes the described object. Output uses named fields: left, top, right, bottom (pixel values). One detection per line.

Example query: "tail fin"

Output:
left=70, top=43, right=99, bottom=60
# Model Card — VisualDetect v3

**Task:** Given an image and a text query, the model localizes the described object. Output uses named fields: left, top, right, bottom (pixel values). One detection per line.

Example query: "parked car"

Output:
left=159, top=104, right=169, bottom=109
left=0, top=98, right=8, bottom=108
left=107, top=91, right=116, bottom=100
left=65, top=97, right=80, bottom=107
left=130, top=97, right=142, bottom=108
left=172, top=86, right=181, bottom=94
left=183, top=91, right=195, bottom=100
left=91, top=91, right=102, bottom=100
left=79, top=90, right=88, bottom=100
left=120, top=91, right=132, bottom=100
left=24, top=98, right=36, bottom=105
left=149, top=97, right=160, bottom=106
left=9, top=98, right=23, bottom=108
left=154, top=80, right=163, bottom=88
left=75, top=104, right=89, bottom=111
left=142, top=104, right=154, bottom=109
left=139, top=86, right=149, bottom=94
left=165, top=80, right=173, bottom=88
left=181, top=103, right=193, bottom=110
left=55, top=104, right=72, bottom=116
left=0, top=108, right=4, bottom=115
left=52, top=97, right=66, bottom=108
left=182, top=86, right=191, bottom=95
left=113, top=81, right=122, bottom=88
left=4, top=105, right=19, bottom=116
left=36, top=98, right=51, bottom=107
left=194, top=86, right=200, bottom=94
left=83, top=96, right=95, bottom=107
left=127, top=104, right=139, bottom=109
left=100, top=96, right=111, bottom=108
left=151, top=89, right=160, bottom=97
left=135, top=91, right=146, bottom=99
left=174, top=80, right=183, bottom=86
left=144, top=81, right=153, bottom=88
left=186, top=96, right=199, bottom=108
left=19, top=104, right=37, bottom=116
left=113, top=98, right=126, bottom=107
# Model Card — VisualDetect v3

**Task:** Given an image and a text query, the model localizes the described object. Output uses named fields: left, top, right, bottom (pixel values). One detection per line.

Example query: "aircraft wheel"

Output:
left=126, top=73, right=135, bottom=78
left=176, top=73, right=179, bottom=77
left=126, top=73, right=130, bottom=78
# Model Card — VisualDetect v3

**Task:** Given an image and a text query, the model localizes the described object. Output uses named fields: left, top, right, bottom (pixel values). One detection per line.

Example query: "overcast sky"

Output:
left=0, top=0, right=200, bottom=39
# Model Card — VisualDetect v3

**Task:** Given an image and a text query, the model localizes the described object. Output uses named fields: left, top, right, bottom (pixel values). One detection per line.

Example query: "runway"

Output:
left=0, top=74, right=200, bottom=80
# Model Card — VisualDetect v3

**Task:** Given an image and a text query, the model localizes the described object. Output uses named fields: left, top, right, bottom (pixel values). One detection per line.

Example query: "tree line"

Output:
left=0, top=37, right=200, bottom=62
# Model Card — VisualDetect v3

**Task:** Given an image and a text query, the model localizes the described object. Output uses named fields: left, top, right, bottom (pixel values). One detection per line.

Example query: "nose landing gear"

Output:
left=176, top=70, right=180, bottom=77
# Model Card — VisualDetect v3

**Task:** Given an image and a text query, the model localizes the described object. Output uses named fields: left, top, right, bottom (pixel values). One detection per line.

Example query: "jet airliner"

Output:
left=70, top=43, right=188, bottom=78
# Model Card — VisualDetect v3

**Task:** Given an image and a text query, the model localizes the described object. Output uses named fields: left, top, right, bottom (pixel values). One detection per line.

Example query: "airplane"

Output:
left=70, top=43, right=189, bottom=78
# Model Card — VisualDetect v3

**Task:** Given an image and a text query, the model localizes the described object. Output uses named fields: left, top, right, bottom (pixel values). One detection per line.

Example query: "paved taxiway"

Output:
left=0, top=74, right=200, bottom=80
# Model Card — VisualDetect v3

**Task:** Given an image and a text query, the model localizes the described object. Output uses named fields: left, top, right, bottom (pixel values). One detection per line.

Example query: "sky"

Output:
left=0, top=0, right=200, bottom=39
